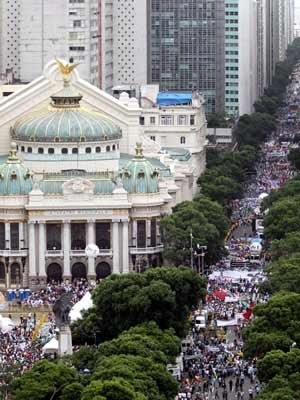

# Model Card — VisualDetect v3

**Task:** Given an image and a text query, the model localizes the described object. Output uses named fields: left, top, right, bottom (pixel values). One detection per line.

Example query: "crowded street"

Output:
left=174, top=68, right=300, bottom=399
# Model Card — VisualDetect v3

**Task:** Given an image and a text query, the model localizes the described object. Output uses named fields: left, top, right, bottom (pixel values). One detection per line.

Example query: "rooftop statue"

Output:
left=55, top=58, right=79, bottom=77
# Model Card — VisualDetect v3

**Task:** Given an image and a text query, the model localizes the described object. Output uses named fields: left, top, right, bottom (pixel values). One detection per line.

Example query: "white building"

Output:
left=111, top=0, right=147, bottom=91
left=0, top=60, right=206, bottom=289
left=0, top=0, right=101, bottom=85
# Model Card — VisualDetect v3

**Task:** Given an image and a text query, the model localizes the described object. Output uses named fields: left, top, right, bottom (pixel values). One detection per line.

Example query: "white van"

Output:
left=194, top=315, right=206, bottom=330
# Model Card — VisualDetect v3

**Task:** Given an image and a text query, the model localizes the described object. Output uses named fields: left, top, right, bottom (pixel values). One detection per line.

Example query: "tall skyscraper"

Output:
left=0, top=0, right=101, bottom=85
left=147, top=0, right=225, bottom=115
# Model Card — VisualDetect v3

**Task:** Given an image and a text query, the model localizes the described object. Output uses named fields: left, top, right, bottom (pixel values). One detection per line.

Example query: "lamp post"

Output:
left=190, top=231, right=193, bottom=269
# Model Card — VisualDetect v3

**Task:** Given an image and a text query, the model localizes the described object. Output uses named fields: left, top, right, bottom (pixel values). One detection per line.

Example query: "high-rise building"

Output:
left=147, top=0, right=225, bottom=115
left=0, top=0, right=101, bottom=85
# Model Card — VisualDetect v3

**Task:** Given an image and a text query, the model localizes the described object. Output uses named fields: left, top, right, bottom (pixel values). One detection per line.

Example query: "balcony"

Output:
left=70, top=248, right=113, bottom=257
left=0, top=249, right=28, bottom=257
left=129, top=245, right=164, bottom=255
left=46, top=250, right=63, bottom=257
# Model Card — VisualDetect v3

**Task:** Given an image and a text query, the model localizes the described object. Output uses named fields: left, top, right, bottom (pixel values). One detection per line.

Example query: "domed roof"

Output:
left=119, top=143, right=160, bottom=194
left=11, top=79, right=122, bottom=143
left=0, top=143, right=33, bottom=195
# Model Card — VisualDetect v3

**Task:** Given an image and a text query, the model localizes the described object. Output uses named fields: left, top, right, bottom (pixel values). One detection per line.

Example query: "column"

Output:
left=63, top=221, right=71, bottom=278
left=112, top=220, right=120, bottom=274
left=5, top=222, right=10, bottom=249
left=38, top=222, right=46, bottom=277
left=87, top=220, right=96, bottom=277
left=122, top=219, right=129, bottom=273
left=146, top=219, right=151, bottom=247
left=28, top=222, right=36, bottom=277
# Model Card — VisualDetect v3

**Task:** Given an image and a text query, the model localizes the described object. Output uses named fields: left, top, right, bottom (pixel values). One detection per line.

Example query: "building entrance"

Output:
left=96, top=262, right=111, bottom=280
left=72, top=262, right=87, bottom=281
left=47, top=263, right=63, bottom=283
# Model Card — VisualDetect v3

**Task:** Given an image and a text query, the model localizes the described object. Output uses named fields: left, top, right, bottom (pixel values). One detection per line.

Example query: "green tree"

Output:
left=11, top=360, right=80, bottom=400
left=92, top=355, right=178, bottom=400
left=81, top=378, right=146, bottom=400
left=73, top=268, right=205, bottom=342
left=271, top=232, right=300, bottom=260
left=264, top=196, right=300, bottom=240
left=264, top=255, right=300, bottom=293
left=161, top=201, right=222, bottom=265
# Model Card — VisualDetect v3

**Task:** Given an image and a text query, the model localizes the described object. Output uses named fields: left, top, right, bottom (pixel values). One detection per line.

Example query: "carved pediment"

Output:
left=62, top=178, right=95, bottom=195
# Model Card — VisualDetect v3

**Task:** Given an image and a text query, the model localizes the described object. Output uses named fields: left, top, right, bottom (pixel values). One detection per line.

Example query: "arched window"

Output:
left=85, top=147, right=92, bottom=154
left=95, top=146, right=101, bottom=153
left=106, top=145, right=110, bottom=152
left=38, top=147, right=44, bottom=154
left=27, top=147, right=32, bottom=153
left=61, top=148, right=68, bottom=154
left=112, top=144, right=116, bottom=151
left=180, top=136, right=186, bottom=144
left=72, top=148, right=78, bottom=154
left=48, top=148, right=54, bottom=154
left=21, top=146, right=25, bottom=152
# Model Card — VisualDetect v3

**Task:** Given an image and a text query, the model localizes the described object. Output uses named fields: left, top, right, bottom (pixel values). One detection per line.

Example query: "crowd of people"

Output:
left=0, top=278, right=93, bottom=381
left=175, top=67, right=299, bottom=400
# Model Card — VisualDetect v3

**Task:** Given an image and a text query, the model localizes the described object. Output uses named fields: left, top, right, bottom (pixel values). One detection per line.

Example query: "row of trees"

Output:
left=12, top=268, right=206, bottom=400
left=242, top=176, right=300, bottom=399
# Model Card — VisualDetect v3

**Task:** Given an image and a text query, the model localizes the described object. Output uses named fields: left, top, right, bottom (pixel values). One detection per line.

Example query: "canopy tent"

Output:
left=0, top=315, right=15, bottom=333
left=42, top=337, right=59, bottom=353
left=258, top=192, right=268, bottom=200
left=70, top=291, right=93, bottom=322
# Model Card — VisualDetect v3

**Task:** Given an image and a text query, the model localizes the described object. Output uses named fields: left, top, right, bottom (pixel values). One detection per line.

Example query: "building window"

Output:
left=112, top=144, right=116, bottom=151
left=21, top=146, right=25, bottom=152
left=0, top=223, right=5, bottom=250
left=139, top=116, right=145, bottom=125
left=137, top=220, right=146, bottom=248
left=72, top=148, right=78, bottom=154
left=85, top=147, right=91, bottom=153
left=150, top=116, right=156, bottom=125
left=27, top=147, right=32, bottom=153
left=178, top=115, right=187, bottom=125
left=95, top=147, right=101, bottom=153
left=180, top=136, right=186, bottom=144
left=48, top=148, right=54, bottom=154
left=106, top=145, right=110, bottom=152
left=150, top=136, right=156, bottom=141
left=61, top=148, right=68, bottom=154
left=38, top=147, right=44, bottom=154
left=46, top=224, right=62, bottom=250
left=190, top=115, right=195, bottom=125
left=161, top=115, right=173, bottom=125
left=150, top=219, right=157, bottom=247
left=10, top=223, right=19, bottom=250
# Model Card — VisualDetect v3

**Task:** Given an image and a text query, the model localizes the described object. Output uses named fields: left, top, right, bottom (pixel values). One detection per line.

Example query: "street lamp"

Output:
left=196, top=245, right=207, bottom=275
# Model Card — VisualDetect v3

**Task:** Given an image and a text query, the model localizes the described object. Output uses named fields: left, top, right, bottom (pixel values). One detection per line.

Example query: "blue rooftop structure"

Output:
left=156, top=92, right=192, bottom=106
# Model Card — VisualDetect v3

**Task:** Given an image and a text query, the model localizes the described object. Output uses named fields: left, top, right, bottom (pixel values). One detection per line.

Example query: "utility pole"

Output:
left=190, top=230, right=193, bottom=269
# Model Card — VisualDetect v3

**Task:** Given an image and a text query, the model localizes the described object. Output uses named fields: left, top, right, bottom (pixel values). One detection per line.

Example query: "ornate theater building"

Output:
left=0, top=60, right=206, bottom=289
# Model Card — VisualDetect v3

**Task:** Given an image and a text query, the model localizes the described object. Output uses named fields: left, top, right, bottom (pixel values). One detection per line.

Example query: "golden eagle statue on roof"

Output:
left=56, top=58, right=79, bottom=76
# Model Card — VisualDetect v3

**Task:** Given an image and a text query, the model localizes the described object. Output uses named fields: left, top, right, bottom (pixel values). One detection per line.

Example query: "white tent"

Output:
left=0, top=315, right=15, bottom=333
left=70, top=291, right=93, bottom=322
left=258, top=192, right=268, bottom=200
left=42, top=337, right=59, bottom=353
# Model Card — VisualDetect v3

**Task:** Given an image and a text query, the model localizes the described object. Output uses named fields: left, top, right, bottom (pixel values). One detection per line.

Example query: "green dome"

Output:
left=11, top=81, right=122, bottom=143
left=0, top=143, right=33, bottom=195
left=119, top=144, right=160, bottom=194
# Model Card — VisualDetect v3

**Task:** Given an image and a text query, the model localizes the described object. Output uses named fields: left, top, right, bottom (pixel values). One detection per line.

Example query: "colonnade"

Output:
left=28, top=219, right=130, bottom=279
